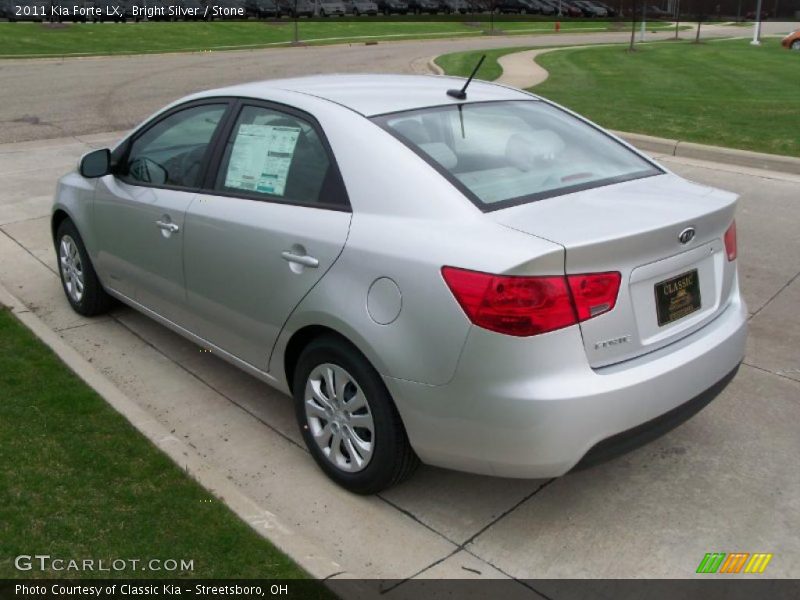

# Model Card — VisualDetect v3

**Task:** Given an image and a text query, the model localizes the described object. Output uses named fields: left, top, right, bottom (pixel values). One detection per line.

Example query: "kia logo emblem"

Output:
left=678, top=227, right=696, bottom=245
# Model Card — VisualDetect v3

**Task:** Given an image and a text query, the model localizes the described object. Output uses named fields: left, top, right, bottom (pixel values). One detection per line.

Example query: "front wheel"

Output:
left=55, top=219, right=112, bottom=317
left=293, top=336, right=419, bottom=494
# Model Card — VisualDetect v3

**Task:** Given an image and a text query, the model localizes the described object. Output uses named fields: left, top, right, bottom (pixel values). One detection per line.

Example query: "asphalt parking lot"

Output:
left=1, top=31, right=798, bottom=586
left=0, top=22, right=775, bottom=144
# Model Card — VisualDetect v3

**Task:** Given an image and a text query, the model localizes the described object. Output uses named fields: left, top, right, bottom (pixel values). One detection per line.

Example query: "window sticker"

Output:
left=224, top=124, right=301, bottom=196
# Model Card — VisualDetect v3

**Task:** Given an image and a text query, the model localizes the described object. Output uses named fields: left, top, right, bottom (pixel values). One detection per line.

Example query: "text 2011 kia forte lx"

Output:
left=51, top=75, right=747, bottom=493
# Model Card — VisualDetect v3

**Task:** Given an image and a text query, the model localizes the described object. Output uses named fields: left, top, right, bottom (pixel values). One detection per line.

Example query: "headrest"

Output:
left=392, top=119, right=431, bottom=144
left=505, top=130, right=565, bottom=172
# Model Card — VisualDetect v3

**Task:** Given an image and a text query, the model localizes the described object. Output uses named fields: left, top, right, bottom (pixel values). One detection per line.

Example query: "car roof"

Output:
left=200, top=74, right=537, bottom=117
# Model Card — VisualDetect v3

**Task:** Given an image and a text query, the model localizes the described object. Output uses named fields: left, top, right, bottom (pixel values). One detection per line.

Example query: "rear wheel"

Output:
left=56, top=219, right=112, bottom=317
left=293, top=335, right=419, bottom=494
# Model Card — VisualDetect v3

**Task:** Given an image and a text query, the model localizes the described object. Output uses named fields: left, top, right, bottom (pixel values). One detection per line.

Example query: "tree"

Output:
left=629, top=0, right=637, bottom=51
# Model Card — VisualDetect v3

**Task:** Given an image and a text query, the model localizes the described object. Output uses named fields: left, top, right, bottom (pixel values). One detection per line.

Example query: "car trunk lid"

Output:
left=490, top=173, right=739, bottom=367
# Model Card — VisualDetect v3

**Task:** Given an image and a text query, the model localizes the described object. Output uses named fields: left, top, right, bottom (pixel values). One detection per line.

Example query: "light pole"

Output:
left=639, top=1, right=646, bottom=41
left=750, top=0, right=763, bottom=45
left=293, top=0, right=299, bottom=44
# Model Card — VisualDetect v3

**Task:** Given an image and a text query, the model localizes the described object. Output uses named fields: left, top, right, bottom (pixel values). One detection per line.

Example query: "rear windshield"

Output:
left=374, top=100, right=661, bottom=211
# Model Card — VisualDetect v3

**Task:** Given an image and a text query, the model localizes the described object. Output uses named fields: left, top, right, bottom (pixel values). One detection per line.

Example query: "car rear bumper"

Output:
left=385, top=290, right=747, bottom=478
left=574, top=362, right=739, bottom=470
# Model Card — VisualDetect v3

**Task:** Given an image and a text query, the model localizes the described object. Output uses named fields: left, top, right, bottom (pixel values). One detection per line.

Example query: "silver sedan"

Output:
left=52, top=74, right=747, bottom=493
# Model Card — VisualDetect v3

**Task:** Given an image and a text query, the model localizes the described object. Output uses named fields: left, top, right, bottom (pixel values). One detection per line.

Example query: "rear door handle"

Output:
left=281, top=251, right=319, bottom=268
left=155, top=220, right=179, bottom=233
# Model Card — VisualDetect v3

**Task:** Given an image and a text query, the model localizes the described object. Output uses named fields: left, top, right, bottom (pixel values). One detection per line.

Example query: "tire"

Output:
left=55, top=219, right=112, bottom=317
left=293, top=335, right=419, bottom=494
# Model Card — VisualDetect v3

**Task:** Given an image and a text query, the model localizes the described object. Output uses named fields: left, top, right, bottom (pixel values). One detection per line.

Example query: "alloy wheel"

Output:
left=59, top=235, right=85, bottom=304
left=304, top=363, right=375, bottom=472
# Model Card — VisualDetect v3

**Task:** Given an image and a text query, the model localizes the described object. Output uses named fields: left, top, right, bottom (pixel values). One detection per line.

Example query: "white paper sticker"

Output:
left=224, top=124, right=301, bottom=196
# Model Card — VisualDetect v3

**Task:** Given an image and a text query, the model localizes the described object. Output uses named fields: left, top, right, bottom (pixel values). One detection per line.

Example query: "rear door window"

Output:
left=215, top=105, right=347, bottom=208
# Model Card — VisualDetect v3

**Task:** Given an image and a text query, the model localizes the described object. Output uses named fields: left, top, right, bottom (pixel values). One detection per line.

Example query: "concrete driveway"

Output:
left=1, top=29, right=799, bottom=588
left=2, top=134, right=799, bottom=587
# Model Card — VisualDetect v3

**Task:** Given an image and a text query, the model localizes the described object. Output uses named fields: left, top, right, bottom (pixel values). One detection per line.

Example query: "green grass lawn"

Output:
left=0, top=20, right=677, bottom=57
left=437, top=38, right=800, bottom=157
left=436, top=45, right=527, bottom=81
left=0, top=307, right=322, bottom=583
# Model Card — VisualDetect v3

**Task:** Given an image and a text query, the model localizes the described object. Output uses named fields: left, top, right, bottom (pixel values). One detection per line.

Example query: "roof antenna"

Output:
left=447, top=54, right=486, bottom=100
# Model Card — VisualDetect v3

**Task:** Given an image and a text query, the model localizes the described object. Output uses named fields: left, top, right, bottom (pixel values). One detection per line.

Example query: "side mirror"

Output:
left=79, top=148, right=111, bottom=178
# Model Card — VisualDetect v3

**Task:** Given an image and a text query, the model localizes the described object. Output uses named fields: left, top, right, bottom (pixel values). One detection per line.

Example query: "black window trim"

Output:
left=371, top=99, right=665, bottom=213
left=113, top=97, right=234, bottom=194
left=202, top=98, right=352, bottom=213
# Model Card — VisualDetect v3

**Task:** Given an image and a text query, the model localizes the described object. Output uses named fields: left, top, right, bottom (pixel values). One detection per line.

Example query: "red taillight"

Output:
left=724, top=220, right=737, bottom=261
left=567, top=272, right=622, bottom=322
left=441, top=267, right=620, bottom=337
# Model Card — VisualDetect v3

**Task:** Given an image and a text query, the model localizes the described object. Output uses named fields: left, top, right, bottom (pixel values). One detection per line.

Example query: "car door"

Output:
left=93, top=100, right=230, bottom=324
left=182, top=101, right=352, bottom=370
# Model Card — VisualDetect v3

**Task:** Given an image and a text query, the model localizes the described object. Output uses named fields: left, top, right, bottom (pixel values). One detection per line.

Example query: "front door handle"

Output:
left=281, top=251, right=319, bottom=268
left=155, top=220, right=179, bottom=233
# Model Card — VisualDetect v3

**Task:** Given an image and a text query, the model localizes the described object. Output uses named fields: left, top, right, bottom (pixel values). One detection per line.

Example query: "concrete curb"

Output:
left=611, top=130, right=800, bottom=175
left=426, top=57, right=444, bottom=75
left=430, top=49, right=800, bottom=176
left=0, top=282, right=374, bottom=590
